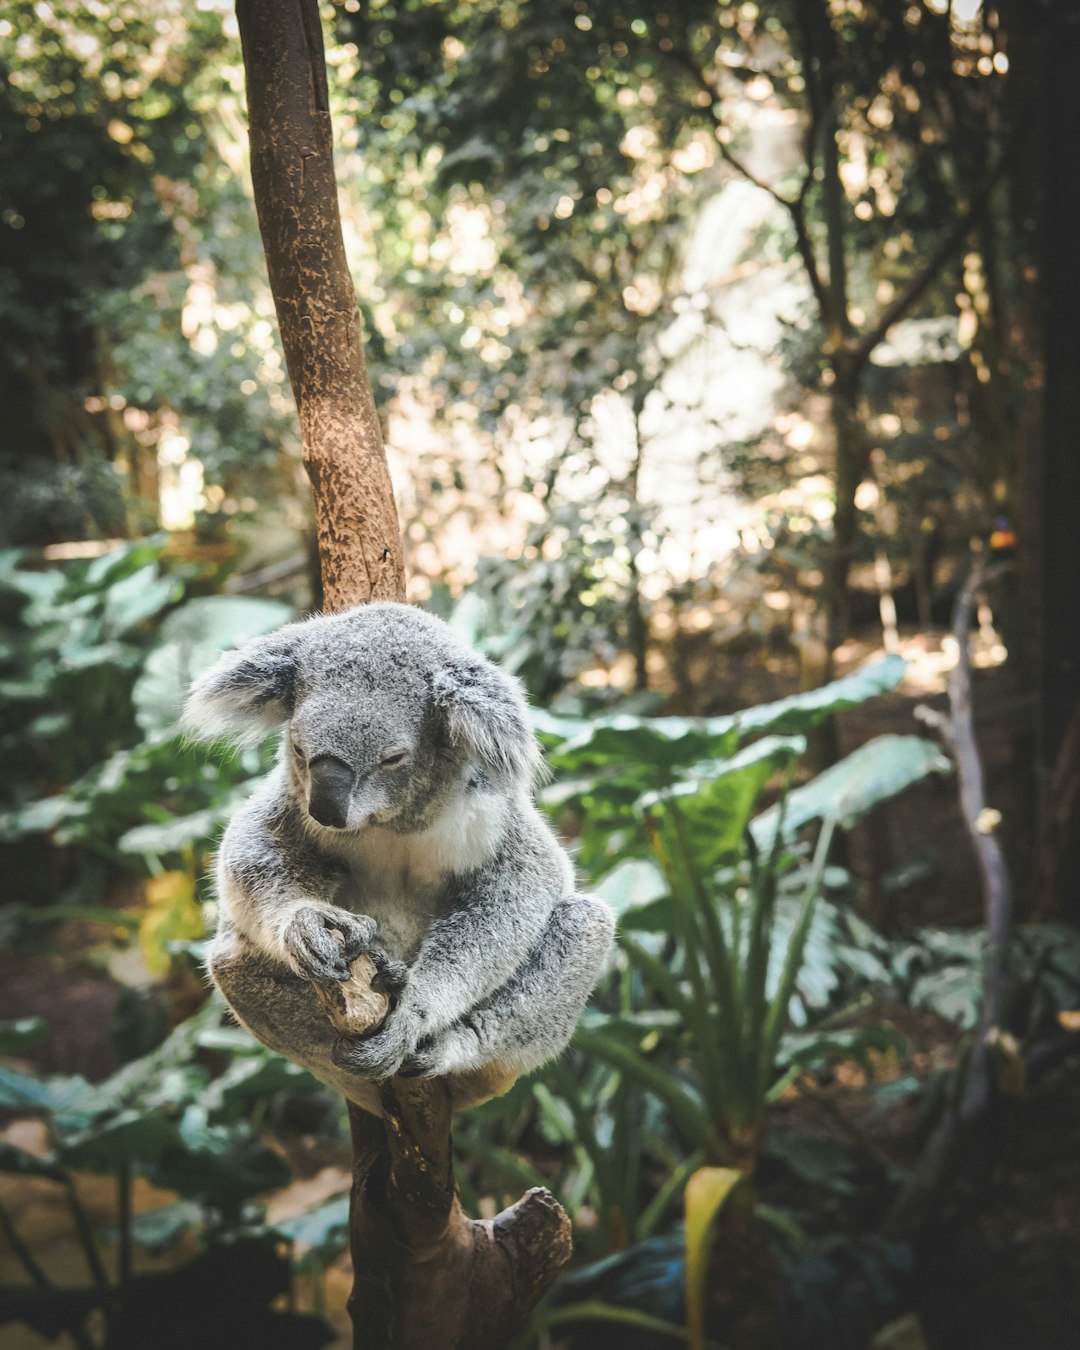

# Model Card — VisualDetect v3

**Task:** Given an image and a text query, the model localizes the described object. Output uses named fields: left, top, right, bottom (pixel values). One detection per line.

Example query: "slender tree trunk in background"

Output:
left=1035, top=4, right=1080, bottom=920
left=234, top=2, right=571, bottom=1345
left=800, top=3, right=860, bottom=676
left=823, top=377, right=862, bottom=664
left=627, top=401, right=650, bottom=692
left=884, top=562, right=1015, bottom=1238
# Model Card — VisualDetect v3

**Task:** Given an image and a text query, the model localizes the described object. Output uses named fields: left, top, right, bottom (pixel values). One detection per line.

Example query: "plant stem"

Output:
left=0, top=1196, right=55, bottom=1289
left=62, top=1176, right=111, bottom=1294
left=116, top=1159, right=132, bottom=1287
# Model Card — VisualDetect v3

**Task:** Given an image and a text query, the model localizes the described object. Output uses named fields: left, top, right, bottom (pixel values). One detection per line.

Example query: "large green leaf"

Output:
left=538, top=656, right=906, bottom=772
left=133, top=595, right=293, bottom=733
left=101, top=563, right=181, bottom=637
left=0, top=1065, right=92, bottom=1115
left=733, top=655, right=907, bottom=736
left=640, top=736, right=803, bottom=872
left=540, top=711, right=744, bottom=771
left=752, top=735, right=951, bottom=851
left=60, top=1109, right=182, bottom=1171
left=593, top=858, right=668, bottom=917
left=573, top=1025, right=715, bottom=1149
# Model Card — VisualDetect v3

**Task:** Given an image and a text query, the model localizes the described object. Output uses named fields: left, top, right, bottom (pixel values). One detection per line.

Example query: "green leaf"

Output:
left=526, top=1299, right=698, bottom=1345
left=752, top=735, right=951, bottom=850
left=60, top=1109, right=182, bottom=1171
left=594, top=858, right=668, bottom=916
left=452, top=1133, right=552, bottom=1197
left=83, top=535, right=168, bottom=587
left=0, top=1016, right=48, bottom=1053
left=112, top=1201, right=203, bottom=1256
left=0, top=1065, right=92, bottom=1115
left=0, top=1142, right=65, bottom=1182
left=779, top=1023, right=906, bottom=1075
left=641, top=736, right=804, bottom=872
left=199, top=1050, right=321, bottom=1114
left=910, top=964, right=982, bottom=1028
left=118, top=782, right=256, bottom=858
left=195, top=1026, right=267, bottom=1054
left=102, top=563, right=180, bottom=637
left=733, top=656, right=907, bottom=736
left=133, top=595, right=292, bottom=733
left=0, top=795, right=87, bottom=842
left=573, top=1025, right=715, bottom=1149
left=273, top=1193, right=351, bottom=1261
left=763, top=1131, right=861, bottom=1194
left=538, top=656, right=906, bottom=772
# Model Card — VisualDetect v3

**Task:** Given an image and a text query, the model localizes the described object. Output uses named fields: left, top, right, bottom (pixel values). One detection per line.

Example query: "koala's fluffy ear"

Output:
left=183, top=629, right=299, bottom=746
left=432, top=656, right=543, bottom=785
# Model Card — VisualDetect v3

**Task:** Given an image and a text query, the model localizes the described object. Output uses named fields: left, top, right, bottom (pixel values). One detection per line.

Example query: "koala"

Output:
left=184, top=601, right=615, bottom=1114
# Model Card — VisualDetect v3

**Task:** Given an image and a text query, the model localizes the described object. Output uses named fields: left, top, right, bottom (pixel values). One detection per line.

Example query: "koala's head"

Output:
left=183, top=602, right=540, bottom=832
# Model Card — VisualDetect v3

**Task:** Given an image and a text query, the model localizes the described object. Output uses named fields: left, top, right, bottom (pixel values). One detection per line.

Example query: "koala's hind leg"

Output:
left=415, top=895, right=615, bottom=1106
left=207, top=929, right=383, bottom=1116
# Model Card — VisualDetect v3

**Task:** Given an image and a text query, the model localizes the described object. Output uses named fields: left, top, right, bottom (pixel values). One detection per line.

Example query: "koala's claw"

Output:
left=283, top=907, right=377, bottom=983
left=369, top=949, right=410, bottom=996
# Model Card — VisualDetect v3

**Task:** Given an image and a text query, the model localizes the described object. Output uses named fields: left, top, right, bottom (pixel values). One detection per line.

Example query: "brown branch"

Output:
left=233, top=2, right=571, bottom=1344
left=849, top=152, right=1012, bottom=377
left=882, top=557, right=1014, bottom=1239
left=666, top=42, right=833, bottom=333
left=792, top=0, right=848, bottom=344
left=944, top=561, right=1015, bottom=1024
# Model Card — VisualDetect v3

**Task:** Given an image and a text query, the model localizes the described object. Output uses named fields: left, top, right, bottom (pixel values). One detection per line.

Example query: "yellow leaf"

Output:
left=1057, top=1010, right=1080, bottom=1032
left=987, top=1027, right=1025, bottom=1096
left=684, top=1166, right=742, bottom=1350
left=871, top=1311, right=930, bottom=1350
left=140, top=871, right=203, bottom=977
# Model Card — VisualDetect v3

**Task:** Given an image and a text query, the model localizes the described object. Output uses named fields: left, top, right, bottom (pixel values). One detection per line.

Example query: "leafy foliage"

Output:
left=0, top=543, right=288, bottom=984
left=453, top=660, right=940, bottom=1259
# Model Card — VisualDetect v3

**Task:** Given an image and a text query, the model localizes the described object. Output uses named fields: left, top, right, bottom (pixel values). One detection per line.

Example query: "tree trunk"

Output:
left=237, top=0, right=403, bottom=610
left=823, top=376, right=862, bottom=664
left=233, top=2, right=572, bottom=1344
left=1034, top=3, right=1080, bottom=920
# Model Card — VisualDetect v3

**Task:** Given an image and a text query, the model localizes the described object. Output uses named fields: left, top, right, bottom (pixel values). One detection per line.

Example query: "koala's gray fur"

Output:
left=185, top=602, right=615, bottom=1114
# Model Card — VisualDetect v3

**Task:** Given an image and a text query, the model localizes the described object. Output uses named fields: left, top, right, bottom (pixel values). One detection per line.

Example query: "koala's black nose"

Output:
left=307, top=755, right=355, bottom=829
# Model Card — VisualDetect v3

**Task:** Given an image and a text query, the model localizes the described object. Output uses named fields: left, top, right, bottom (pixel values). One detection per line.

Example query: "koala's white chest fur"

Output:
left=325, top=778, right=511, bottom=961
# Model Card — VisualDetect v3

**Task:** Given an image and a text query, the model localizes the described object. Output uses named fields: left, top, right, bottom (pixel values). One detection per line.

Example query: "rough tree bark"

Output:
left=233, top=3, right=572, bottom=1345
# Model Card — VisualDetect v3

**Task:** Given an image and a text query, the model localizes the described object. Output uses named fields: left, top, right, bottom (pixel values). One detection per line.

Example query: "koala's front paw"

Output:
left=283, top=907, right=376, bottom=983
left=369, top=948, right=410, bottom=997
left=401, top=1016, right=486, bottom=1078
left=331, top=1006, right=422, bottom=1080
left=399, top=1036, right=449, bottom=1078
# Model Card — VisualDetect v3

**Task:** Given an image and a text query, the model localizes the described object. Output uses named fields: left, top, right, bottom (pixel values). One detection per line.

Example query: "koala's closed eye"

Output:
left=379, top=750, right=409, bottom=769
